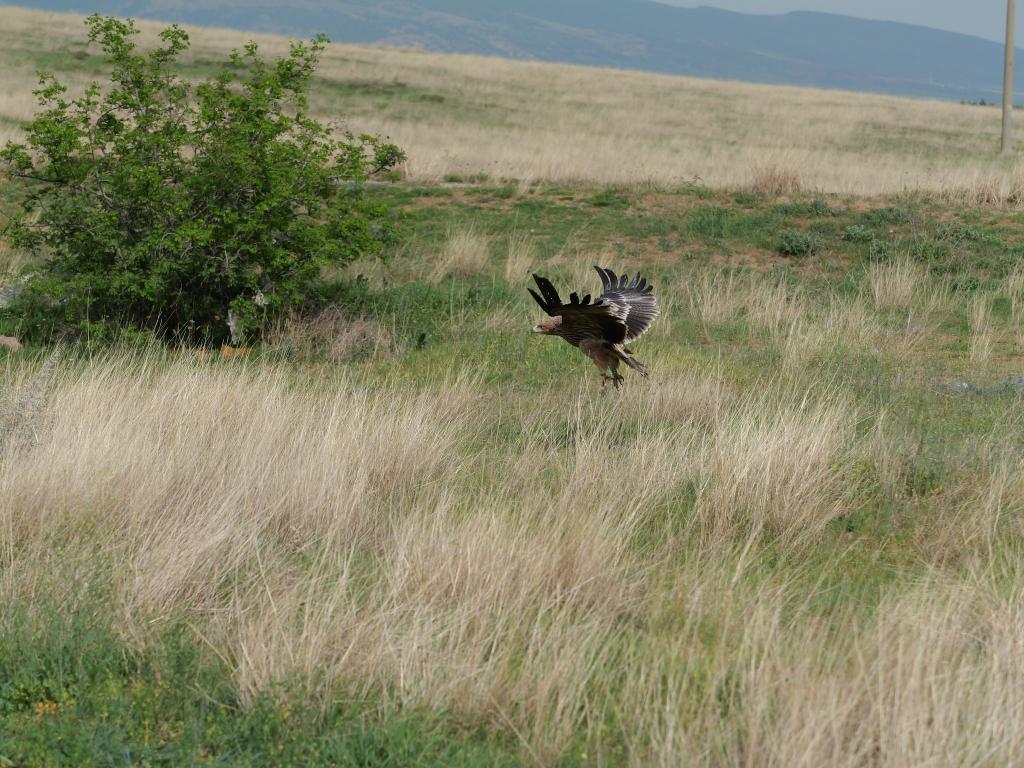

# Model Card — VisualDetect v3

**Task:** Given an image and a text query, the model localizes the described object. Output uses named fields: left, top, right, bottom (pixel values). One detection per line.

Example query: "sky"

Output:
left=659, top=1, right=1018, bottom=44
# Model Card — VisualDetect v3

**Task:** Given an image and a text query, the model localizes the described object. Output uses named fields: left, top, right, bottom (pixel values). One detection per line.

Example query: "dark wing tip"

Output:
left=531, top=272, right=562, bottom=311
left=528, top=287, right=552, bottom=315
left=595, top=266, right=656, bottom=304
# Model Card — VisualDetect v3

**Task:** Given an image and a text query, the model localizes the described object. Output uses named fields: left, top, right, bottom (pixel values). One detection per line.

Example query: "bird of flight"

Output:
left=529, top=266, right=660, bottom=388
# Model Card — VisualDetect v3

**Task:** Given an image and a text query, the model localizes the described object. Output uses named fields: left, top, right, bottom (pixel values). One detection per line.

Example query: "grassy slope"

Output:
left=5, top=180, right=1024, bottom=764
left=2, top=5, right=1024, bottom=196
left=4, top=9, right=1024, bottom=766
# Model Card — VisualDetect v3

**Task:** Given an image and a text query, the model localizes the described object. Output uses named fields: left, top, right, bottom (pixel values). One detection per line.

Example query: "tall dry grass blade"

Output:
left=867, top=257, right=926, bottom=312
left=969, top=295, right=993, bottom=366
left=505, top=229, right=535, bottom=283
left=430, top=225, right=491, bottom=283
left=747, top=163, right=803, bottom=197
left=0, top=348, right=61, bottom=454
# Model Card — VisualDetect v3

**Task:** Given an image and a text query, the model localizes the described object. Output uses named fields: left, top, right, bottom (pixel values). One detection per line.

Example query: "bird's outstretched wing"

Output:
left=530, top=273, right=630, bottom=343
left=528, top=273, right=563, bottom=317
left=593, top=266, right=660, bottom=343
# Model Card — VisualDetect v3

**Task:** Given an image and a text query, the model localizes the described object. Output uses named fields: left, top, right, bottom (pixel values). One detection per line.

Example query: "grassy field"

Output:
left=5, top=179, right=1024, bottom=764
left=5, top=6, right=1024, bottom=766
left=4, top=5, right=1024, bottom=198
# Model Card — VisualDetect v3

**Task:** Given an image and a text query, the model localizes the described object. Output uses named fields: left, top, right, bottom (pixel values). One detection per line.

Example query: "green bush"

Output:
left=0, top=16, right=404, bottom=345
left=842, top=224, right=875, bottom=243
left=935, top=221, right=982, bottom=244
left=586, top=188, right=630, bottom=208
left=859, top=205, right=914, bottom=226
left=776, top=229, right=818, bottom=258
left=866, top=238, right=897, bottom=263
left=775, top=198, right=835, bottom=218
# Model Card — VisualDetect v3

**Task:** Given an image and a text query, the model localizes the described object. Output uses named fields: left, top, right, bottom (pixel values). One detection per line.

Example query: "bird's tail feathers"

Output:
left=617, top=350, right=648, bottom=377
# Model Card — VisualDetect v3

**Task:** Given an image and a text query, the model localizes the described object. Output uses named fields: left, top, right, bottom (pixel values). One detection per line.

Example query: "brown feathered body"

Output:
left=530, top=266, right=660, bottom=387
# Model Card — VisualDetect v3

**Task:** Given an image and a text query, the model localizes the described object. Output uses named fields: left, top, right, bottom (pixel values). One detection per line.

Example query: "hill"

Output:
left=11, top=0, right=1024, bottom=102
left=1, top=6, right=1021, bottom=200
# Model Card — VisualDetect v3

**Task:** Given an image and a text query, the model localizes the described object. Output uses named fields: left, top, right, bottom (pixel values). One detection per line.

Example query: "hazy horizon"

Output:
left=658, top=1, right=1017, bottom=44
left=6, top=0, right=1021, bottom=103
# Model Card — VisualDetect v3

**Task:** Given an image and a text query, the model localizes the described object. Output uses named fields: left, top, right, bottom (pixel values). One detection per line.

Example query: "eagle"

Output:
left=529, top=266, right=660, bottom=388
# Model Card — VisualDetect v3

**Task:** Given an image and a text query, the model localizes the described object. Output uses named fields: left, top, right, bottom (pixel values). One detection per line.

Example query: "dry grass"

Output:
left=3, top=6, right=1024, bottom=197
left=430, top=224, right=491, bottom=283
left=543, top=255, right=605, bottom=302
left=5, top=6, right=1024, bottom=762
left=681, top=273, right=885, bottom=376
left=864, top=260, right=952, bottom=356
left=629, top=363, right=731, bottom=429
left=947, top=168, right=1024, bottom=208
left=819, top=299, right=884, bottom=352
left=686, top=271, right=748, bottom=329
left=504, top=229, right=536, bottom=283
left=0, top=240, right=28, bottom=284
left=1005, top=265, right=1024, bottom=321
left=969, top=295, right=994, bottom=366
left=1, top=323, right=1022, bottom=764
left=748, top=572, right=1024, bottom=767
left=867, top=257, right=927, bottom=312
left=268, top=308, right=393, bottom=362
left=694, top=389, right=854, bottom=544
left=685, top=272, right=809, bottom=347
left=745, top=279, right=806, bottom=341
left=0, top=348, right=59, bottom=453
left=747, top=163, right=803, bottom=197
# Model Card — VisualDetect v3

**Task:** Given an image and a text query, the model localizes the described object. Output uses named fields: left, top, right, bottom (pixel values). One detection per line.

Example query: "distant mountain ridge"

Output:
left=10, top=0, right=1024, bottom=101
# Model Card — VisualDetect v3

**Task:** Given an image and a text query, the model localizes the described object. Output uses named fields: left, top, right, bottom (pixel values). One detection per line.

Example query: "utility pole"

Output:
left=1003, top=0, right=1016, bottom=155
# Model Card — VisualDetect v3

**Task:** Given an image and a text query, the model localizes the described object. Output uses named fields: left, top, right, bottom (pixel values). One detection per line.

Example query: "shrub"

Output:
left=777, top=229, right=818, bottom=258
left=0, top=16, right=404, bottom=345
left=936, top=221, right=982, bottom=245
left=842, top=225, right=875, bottom=243
left=586, top=188, right=629, bottom=208
left=909, top=238, right=954, bottom=272
left=861, top=206, right=914, bottom=226
left=776, top=198, right=835, bottom=218
left=936, top=220, right=1003, bottom=248
left=867, top=238, right=897, bottom=263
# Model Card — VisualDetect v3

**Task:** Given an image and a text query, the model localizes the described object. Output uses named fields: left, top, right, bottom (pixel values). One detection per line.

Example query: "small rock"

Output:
left=936, top=380, right=976, bottom=395
left=0, top=286, right=18, bottom=309
left=938, top=377, right=1024, bottom=396
left=1004, top=376, right=1024, bottom=392
left=0, top=335, right=22, bottom=352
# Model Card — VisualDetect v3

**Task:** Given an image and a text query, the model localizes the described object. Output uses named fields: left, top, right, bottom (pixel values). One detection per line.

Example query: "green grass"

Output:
left=0, top=597, right=519, bottom=767
left=0, top=43, right=111, bottom=80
